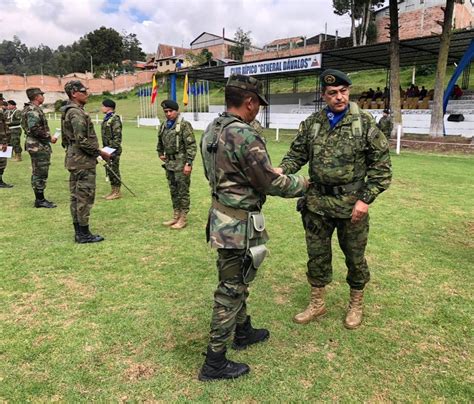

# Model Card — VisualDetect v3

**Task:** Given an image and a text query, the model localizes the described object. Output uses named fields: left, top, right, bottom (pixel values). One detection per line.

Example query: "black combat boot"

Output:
left=232, top=316, right=270, bottom=350
left=34, top=190, right=56, bottom=208
left=198, top=347, right=250, bottom=381
left=75, top=225, right=104, bottom=244
left=0, top=175, right=13, bottom=188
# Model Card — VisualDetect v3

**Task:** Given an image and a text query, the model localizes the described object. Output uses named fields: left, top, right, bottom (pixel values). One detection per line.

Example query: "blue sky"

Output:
left=2, top=0, right=352, bottom=54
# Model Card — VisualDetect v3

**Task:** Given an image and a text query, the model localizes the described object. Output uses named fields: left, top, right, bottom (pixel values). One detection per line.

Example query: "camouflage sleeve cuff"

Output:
left=359, top=190, right=376, bottom=204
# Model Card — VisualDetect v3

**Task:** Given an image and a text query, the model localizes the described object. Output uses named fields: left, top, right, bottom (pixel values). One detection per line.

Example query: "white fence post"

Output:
left=276, top=127, right=280, bottom=142
left=396, top=124, right=402, bottom=155
left=137, top=116, right=140, bottom=128
left=54, top=113, right=57, bottom=120
left=95, top=114, right=99, bottom=124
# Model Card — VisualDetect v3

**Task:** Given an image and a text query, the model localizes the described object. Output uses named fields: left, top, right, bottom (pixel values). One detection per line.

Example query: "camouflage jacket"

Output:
left=101, top=113, right=122, bottom=155
left=157, top=114, right=196, bottom=171
left=0, top=109, right=10, bottom=144
left=21, top=103, right=52, bottom=153
left=201, top=112, right=307, bottom=249
left=7, top=108, right=22, bottom=131
left=61, top=101, right=100, bottom=170
left=377, top=116, right=393, bottom=138
left=279, top=102, right=392, bottom=218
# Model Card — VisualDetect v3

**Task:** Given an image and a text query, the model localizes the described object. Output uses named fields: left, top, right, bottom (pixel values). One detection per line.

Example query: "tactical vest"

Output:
left=159, top=114, right=184, bottom=152
left=312, top=101, right=362, bottom=141
left=201, top=114, right=241, bottom=199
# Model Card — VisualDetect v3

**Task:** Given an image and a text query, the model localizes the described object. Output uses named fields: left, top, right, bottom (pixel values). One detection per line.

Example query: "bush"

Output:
left=102, top=91, right=112, bottom=96
left=417, top=64, right=436, bottom=76
left=116, top=93, right=128, bottom=99
left=54, top=99, right=66, bottom=112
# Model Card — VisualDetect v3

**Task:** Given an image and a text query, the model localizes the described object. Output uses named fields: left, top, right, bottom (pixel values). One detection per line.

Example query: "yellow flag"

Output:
left=183, top=73, right=189, bottom=106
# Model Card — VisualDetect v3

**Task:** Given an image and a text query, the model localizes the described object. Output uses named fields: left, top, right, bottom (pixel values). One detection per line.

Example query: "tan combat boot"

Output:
left=162, top=210, right=180, bottom=226
left=14, top=152, right=22, bottom=162
left=344, top=289, right=364, bottom=329
left=105, top=186, right=121, bottom=200
left=171, top=212, right=187, bottom=230
left=293, top=287, right=327, bottom=324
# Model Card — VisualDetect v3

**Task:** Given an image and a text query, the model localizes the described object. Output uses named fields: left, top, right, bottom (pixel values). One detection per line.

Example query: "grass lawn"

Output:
left=1, top=123, right=473, bottom=401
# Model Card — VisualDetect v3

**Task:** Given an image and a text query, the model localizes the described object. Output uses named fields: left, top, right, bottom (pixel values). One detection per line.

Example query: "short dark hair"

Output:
left=225, top=86, right=258, bottom=109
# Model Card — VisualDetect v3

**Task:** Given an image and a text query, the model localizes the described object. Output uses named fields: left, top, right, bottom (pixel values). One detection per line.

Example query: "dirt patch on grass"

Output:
left=391, top=135, right=474, bottom=154
left=59, top=276, right=96, bottom=299
left=123, top=361, right=156, bottom=381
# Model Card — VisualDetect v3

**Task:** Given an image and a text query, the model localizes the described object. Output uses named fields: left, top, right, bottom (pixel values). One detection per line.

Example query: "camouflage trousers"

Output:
left=69, top=167, right=96, bottom=226
left=28, top=145, right=51, bottom=192
left=302, top=209, right=370, bottom=290
left=105, top=155, right=121, bottom=187
left=10, top=129, right=22, bottom=154
left=0, top=157, right=7, bottom=176
left=209, top=248, right=249, bottom=352
left=165, top=168, right=191, bottom=213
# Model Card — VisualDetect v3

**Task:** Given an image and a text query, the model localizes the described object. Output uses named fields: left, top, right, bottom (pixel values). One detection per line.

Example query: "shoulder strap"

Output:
left=175, top=114, right=184, bottom=149
left=349, top=102, right=362, bottom=137
left=207, top=115, right=240, bottom=199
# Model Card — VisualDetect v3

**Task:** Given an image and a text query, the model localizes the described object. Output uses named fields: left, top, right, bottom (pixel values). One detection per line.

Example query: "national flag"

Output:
left=183, top=73, right=189, bottom=106
left=151, top=74, right=158, bottom=104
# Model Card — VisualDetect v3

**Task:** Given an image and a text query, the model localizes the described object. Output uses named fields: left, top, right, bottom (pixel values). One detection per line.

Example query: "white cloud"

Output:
left=2, top=0, right=351, bottom=54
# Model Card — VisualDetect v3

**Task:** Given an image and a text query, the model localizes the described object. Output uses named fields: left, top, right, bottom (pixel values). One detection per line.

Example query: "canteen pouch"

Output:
left=242, top=244, right=268, bottom=284
left=247, top=211, right=266, bottom=240
left=243, top=211, right=268, bottom=284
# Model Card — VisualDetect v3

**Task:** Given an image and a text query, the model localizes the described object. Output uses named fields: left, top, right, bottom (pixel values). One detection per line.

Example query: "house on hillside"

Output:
left=374, top=0, right=473, bottom=43
left=243, top=33, right=335, bottom=62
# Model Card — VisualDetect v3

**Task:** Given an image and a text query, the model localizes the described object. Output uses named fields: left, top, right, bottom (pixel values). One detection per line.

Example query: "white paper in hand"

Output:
left=0, top=146, right=13, bottom=158
left=101, top=147, right=116, bottom=155
left=53, top=128, right=61, bottom=139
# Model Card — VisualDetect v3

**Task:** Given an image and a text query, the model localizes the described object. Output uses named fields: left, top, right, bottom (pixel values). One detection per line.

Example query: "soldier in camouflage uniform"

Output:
left=198, top=74, right=308, bottom=381
left=22, top=88, right=58, bottom=208
left=157, top=100, right=196, bottom=230
left=377, top=109, right=393, bottom=141
left=101, top=99, right=123, bottom=200
left=277, top=69, right=392, bottom=330
left=0, top=97, right=13, bottom=188
left=61, top=80, right=111, bottom=243
left=7, top=100, right=23, bottom=161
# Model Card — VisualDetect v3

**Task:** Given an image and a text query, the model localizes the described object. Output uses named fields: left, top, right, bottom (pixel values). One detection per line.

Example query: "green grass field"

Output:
left=1, top=123, right=473, bottom=401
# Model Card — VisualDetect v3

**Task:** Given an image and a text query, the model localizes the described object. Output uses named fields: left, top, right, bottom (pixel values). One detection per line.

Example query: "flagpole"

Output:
left=207, top=80, right=210, bottom=112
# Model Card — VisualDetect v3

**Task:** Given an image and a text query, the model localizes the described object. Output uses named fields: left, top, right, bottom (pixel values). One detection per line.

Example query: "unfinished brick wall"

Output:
left=376, top=3, right=473, bottom=43
left=243, top=44, right=320, bottom=62
left=0, top=71, right=156, bottom=96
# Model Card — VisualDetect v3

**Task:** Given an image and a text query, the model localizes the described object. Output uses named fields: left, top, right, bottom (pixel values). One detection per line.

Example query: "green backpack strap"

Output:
left=349, top=101, right=362, bottom=137
left=175, top=114, right=184, bottom=150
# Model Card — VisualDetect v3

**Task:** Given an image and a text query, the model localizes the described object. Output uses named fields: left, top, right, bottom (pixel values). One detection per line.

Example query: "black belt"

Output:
left=312, top=180, right=364, bottom=196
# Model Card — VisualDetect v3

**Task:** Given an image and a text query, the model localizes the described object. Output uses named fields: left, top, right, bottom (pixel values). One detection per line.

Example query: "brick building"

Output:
left=374, top=0, right=473, bottom=43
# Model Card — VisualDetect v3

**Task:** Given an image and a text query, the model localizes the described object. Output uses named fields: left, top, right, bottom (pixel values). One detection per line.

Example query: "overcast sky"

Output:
left=1, top=0, right=352, bottom=55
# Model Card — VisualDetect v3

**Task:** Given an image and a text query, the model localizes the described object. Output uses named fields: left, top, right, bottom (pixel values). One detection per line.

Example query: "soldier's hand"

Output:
left=51, top=136, right=58, bottom=144
left=273, top=167, right=284, bottom=175
left=0, top=144, right=6, bottom=152
left=159, top=155, right=166, bottom=162
left=351, top=200, right=369, bottom=223
left=183, top=163, right=192, bottom=176
left=100, top=150, right=112, bottom=161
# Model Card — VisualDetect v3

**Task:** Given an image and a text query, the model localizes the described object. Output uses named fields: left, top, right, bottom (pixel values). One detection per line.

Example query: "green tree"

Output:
left=230, top=27, right=252, bottom=61
left=122, top=32, right=146, bottom=62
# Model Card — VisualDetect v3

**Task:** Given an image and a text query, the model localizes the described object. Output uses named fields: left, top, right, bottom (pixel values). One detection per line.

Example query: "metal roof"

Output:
left=175, top=28, right=474, bottom=83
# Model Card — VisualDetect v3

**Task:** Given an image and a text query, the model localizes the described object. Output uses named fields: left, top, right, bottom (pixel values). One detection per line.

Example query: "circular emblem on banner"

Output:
left=327, top=112, right=334, bottom=120
left=325, top=74, right=336, bottom=84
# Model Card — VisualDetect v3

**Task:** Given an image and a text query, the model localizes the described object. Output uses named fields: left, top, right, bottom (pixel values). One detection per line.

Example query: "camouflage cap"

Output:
left=320, top=69, right=352, bottom=87
left=64, top=80, right=87, bottom=96
left=226, top=74, right=268, bottom=106
left=26, top=87, right=44, bottom=99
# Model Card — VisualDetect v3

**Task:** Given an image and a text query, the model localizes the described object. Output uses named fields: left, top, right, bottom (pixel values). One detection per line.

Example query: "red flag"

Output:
left=151, top=74, right=158, bottom=104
